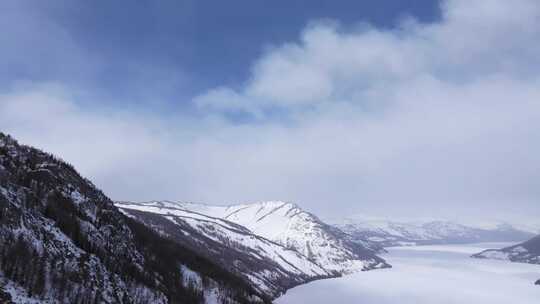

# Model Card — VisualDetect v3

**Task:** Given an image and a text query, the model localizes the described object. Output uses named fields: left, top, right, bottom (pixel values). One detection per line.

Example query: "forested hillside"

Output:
left=0, top=132, right=265, bottom=304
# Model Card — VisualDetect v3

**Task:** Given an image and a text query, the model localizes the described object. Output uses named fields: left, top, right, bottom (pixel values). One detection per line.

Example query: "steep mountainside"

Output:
left=119, top=201, right=389, bottom=275
left=337, top=218, right=535, bottom=247
left=116, top=202, right=333, bottom=299
left=0, top=133, right=265, bottom=304
left=473, top=235, right=540, bottom=265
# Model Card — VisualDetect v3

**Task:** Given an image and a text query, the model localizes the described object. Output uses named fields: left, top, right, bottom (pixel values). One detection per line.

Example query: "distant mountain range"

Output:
left=335, top=218, right=535, bottom=247
left=339, top=216, right=540, bottom=287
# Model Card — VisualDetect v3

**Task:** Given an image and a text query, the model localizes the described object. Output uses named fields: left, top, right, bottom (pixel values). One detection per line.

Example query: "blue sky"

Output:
left=1, top=0, right=540, bottom=223
left=1, top=0, right=440, bottom=111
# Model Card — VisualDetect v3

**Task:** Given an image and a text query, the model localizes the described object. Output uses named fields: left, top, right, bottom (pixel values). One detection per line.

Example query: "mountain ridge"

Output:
left=336, top=217, right=535, bottom=247
left=117, top=201, right=390, bottom=275
left=116, top=201, right=335, bottom=299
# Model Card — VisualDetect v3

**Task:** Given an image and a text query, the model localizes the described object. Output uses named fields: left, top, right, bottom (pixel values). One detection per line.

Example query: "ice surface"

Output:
left=276, top=243, right=540, bottom=304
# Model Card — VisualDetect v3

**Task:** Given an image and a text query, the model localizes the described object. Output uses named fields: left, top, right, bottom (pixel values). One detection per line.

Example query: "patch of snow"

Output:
left=69, top=190, right=85, bottom=205
left=181, top=265, right=203, bottom=289
left=1, top=273, right=51, bottom=304
left=477, top=250, right=511, bottom=260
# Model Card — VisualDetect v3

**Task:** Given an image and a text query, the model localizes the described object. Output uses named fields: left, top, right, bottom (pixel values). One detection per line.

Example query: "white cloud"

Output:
left=195, top=0, right=540, bottom=113
left=2, top=0, right=540, bottom=221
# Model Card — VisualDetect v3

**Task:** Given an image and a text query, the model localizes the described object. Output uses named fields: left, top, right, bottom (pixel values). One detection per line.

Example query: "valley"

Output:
left=276, top=243, right=540, bottom=304
left=1, top=133, right=537, bottom=303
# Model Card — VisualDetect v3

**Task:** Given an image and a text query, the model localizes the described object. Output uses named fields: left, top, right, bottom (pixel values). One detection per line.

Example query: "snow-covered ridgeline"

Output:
left=335, top=217, right=536, bottom=247
left=117, top=201, right=332, bottom=298
left=117, top=201, right=389, bottom=275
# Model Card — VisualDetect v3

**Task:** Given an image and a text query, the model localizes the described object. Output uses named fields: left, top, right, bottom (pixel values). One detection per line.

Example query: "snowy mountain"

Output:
left=117, top=201, right=389, bottom=276
left=337, top=218, right=535, bottom=247
left=0, top=133, right=266, bottom=304
left=472, top=235, right=540, bottom=265
left=116, top=201, right=333, bottom=298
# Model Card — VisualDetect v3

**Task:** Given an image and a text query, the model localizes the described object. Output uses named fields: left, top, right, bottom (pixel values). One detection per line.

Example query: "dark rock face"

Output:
left=0, top=133, right=265, bottom=304
left=535, top=279, right=540, bottom=285
left=521, top=235, right=540, bottom=256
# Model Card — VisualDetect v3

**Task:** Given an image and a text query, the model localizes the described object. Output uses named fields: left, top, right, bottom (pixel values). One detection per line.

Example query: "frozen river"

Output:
left=276, top=243, right=540, bottom=304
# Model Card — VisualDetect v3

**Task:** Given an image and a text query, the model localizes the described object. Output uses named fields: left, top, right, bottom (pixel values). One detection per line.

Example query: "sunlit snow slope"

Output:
left=117, top=201, right=389, bottom=276
left=116, top=201, right=333, bottom=298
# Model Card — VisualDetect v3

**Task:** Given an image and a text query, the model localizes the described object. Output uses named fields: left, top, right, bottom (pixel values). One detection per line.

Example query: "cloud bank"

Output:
left=1, top=0, right=540, bottom=221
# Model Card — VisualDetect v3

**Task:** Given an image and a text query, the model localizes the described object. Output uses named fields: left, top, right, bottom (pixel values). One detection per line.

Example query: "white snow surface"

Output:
left=276, top=243, right=540, bottom=304
left=181, top=265, right=203, bottom=289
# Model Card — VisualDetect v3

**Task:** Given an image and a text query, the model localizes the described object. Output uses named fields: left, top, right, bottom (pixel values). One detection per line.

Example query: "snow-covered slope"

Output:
left=116, top=201, right=333, bottom=298
left=118, top=201, right=389, bottom=276
left=473, top=235, right=540, bottom=264
left=219, top=201, right=388, bottom=273
left=337, top=218, right=535, bottom=247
